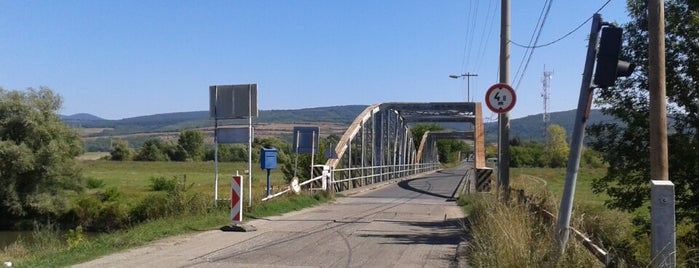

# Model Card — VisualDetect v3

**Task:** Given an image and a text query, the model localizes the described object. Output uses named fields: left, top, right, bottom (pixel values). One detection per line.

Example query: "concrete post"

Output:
left=651, top=180, right=676, bottom=267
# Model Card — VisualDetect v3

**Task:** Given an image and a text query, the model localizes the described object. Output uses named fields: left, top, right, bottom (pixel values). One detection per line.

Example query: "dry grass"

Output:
left=466, top=192, right=603, bottom=267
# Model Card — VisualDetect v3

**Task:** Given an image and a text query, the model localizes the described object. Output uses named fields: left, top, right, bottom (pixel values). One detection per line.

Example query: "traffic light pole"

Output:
left=555, top=13, right=602, bottom=255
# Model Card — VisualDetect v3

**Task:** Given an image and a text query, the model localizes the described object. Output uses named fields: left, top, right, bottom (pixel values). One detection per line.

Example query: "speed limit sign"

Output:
left=485, top=83, right=517, bottom=113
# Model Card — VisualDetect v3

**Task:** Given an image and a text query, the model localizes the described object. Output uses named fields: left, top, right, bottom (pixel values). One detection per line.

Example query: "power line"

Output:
left=514, top=0, right=554, bottom=90
left=509, top=0, right=613, bottom=49
left=473, top=0, right=499, bottom=74
left=513, top=0, right=551, bottom=85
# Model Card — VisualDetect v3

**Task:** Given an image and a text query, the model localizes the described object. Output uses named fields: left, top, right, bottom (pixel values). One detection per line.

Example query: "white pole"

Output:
left=248, top=84, right=253, bottom=207
left=311, top=131, right=316, bottom=181
left=214, top=86, right=219, bottom=207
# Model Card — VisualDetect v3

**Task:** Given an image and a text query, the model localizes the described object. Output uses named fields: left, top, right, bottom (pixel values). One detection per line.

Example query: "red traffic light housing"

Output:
left=593, top=26, right=635, bottom=88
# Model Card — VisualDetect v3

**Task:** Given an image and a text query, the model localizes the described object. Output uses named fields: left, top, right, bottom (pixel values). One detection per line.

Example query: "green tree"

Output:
left=588, top=0, right=699, bottom=260
left=165, top=144, right=188, bottom=162
left=109, top=140, right=133, bottom=161
left=510, top=141, right=545, bottom=168
left=178, top=130, right=203, bottom=161
left=409, top=123, right=469, bottom=163
left=542, top=125, right=569, bottom=168
left=134, top=139, right=168, bottom=161
left=0, top=87, right=84, bottom=221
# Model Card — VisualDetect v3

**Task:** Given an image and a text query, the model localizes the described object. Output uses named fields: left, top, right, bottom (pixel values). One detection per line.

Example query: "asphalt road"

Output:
left=74, top=165, right=470, bottom=268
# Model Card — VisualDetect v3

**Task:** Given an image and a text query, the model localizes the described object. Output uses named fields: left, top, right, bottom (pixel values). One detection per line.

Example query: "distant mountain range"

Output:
left=62, top=105, right=620, bottom=143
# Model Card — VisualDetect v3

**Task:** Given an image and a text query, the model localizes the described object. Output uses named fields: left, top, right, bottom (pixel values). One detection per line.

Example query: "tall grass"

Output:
left=465, top=193, right=602, bottom=267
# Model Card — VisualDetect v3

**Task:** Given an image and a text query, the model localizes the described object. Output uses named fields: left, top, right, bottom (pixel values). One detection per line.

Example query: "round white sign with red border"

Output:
left=485, top=83, right=517, bottom=113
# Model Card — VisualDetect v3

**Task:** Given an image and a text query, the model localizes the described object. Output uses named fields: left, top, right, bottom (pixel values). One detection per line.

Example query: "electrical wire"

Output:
left=514, top=0, right=554, bottom=89
left=473, top=0, right=498, bottom=74
left=509, top=0, right=613, bottom=49
left=513, top=0, right=551, bottom=86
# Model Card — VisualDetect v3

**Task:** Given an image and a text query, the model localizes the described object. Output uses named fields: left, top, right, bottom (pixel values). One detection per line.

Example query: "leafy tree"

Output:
left=109, top=140, right=133, bottom=161
left=134, top=139, right=168, bottom=161
left=510, top=141, right=545, bottom=167
left=409, top=123, right=469, bottom=163
left=542, top=124, right=569, bottom=168
left=411, top=123, right=442, bottom=148
left=254, top=136, right=291, bottom=164
left=588, top=0, right=699, bottom=258
left=178, top=130, right=203, bottom=161
left=0, top=87, right=84, bottom=221
left=165, top=144, right=189, bottom=162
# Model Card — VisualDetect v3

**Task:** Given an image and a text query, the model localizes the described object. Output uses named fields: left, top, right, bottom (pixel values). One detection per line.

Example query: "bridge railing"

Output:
left=261, top=162, right=439, bottom=202
left=330, top=162, right=439, bottom=192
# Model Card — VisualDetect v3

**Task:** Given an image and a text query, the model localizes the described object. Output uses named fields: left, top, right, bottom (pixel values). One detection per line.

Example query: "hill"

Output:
left=66, top=105, right=621, bottom=151
left=64, top=105, right=369, bottom=136
left=61, top=113, right=106, bottom=121
left=483, top=109, right=618, bottom=143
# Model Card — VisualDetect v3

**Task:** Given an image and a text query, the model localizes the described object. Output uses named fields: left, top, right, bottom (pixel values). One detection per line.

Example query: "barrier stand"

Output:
left=221, top=172, right=257, bottom=232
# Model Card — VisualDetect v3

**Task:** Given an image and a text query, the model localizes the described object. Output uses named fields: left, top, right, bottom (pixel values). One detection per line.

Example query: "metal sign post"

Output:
left=209, top=84, right=258, bottom=208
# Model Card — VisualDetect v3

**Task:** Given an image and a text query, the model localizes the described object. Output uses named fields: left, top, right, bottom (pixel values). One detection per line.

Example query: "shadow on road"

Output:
left=356, top=218, right=467, bottom=246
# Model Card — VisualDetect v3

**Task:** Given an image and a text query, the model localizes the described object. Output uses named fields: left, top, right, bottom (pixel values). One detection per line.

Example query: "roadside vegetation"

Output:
left=1, top=159, right=332, bottom=267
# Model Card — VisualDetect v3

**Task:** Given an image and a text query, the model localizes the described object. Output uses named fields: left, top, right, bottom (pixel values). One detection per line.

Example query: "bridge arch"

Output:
left=324, top=102, right=485, bottom=192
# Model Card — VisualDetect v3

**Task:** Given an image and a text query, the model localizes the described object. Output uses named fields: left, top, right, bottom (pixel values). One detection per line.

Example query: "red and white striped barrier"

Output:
left=231, top=175, right=243, bottom=223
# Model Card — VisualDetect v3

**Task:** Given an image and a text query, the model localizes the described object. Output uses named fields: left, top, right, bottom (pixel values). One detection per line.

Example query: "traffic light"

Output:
left=593, top=26, right=635, bottom=88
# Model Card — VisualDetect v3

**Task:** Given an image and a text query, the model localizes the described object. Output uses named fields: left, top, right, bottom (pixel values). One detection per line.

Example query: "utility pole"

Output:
left=498, top=0, right=511, bottom=198
left=450, top=73, right=479, bottom=102
left=648, top=0, right=669, bottom=181
left=648, top=0, right=675, bottom=266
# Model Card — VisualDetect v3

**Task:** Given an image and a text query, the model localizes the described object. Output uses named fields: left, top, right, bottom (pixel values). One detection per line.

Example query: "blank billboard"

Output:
left=209, top=84, right=258, bottom=119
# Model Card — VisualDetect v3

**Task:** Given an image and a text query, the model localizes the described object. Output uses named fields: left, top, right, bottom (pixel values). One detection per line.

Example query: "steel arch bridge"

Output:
left=323, top=102, right=487, bottom=192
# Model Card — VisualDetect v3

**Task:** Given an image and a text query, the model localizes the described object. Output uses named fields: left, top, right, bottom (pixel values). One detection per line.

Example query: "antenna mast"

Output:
left=542, top=68, right=553, bottom=137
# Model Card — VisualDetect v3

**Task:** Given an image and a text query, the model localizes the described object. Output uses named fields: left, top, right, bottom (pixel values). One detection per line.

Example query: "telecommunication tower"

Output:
left=542, top=69, right=553, bottom=137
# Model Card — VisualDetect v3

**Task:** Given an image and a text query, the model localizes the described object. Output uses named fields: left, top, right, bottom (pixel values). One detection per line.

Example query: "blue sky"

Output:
left=0, top=1, right=629, bottom=120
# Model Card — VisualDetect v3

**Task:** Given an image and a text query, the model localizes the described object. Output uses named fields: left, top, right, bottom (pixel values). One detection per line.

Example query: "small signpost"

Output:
left=261, top=147, right=278, bottom=197
left=485, top=83, right=517, bottom=113
left=292, top=126, right=320, bottom=181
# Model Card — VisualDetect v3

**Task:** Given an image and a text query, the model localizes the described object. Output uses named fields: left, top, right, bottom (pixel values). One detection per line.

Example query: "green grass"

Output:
left=509, top=167, right=608, bottom=207
left=17, top=208, right=229, bottom=267
left=3, top=160, right=332, bottom=267
left=79, top=160, right=290, bottom=201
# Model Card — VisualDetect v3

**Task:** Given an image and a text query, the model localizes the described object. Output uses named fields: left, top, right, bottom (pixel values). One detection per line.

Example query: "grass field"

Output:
left=78, top=160, right=293, bottom=204
left=510, top=167, right=608, bottom=207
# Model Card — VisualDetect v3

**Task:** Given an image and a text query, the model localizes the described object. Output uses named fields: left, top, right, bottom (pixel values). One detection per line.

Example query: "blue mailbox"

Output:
left=260, top=148, right=277, bottom=169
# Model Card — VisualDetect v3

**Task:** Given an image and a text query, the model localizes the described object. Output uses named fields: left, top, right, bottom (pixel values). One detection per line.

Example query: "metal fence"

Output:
left=330, top=162, right=440, bottom=192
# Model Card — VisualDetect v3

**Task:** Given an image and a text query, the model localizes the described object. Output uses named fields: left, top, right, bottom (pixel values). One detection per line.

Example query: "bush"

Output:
left=132, top=175, right=209, bottom=223
left=149, top=176, right=178, bottom=192
left=85, top=177, right=105, bottom=189
left=94, top=202, right=130, bottom=231
left=100, top=187, right=122, bottom=202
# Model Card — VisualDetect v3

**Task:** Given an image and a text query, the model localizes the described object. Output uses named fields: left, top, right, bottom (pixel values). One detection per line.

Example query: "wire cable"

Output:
left=510, top=0, right=613, bottom=49
left=514, top=0, right=554, bottom=89
left=513, top=0, right=551, bottom=85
